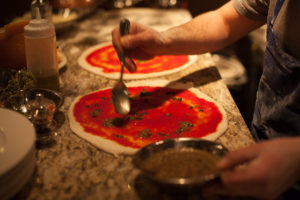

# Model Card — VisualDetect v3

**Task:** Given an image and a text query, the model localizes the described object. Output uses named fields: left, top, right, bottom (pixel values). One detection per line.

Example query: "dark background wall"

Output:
left=0, top=1, right=32, bottom=26
left=187, top=0, right=228, bottom=16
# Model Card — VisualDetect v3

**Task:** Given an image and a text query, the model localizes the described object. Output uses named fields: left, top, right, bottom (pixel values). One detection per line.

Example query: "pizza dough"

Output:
left=68, top=80, right=227, bottom=155
left=78, top=43, right=198, bottom=80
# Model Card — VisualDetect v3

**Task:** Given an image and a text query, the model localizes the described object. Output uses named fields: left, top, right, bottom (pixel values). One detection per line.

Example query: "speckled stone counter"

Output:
left=14, top=8, right=255, bottom=200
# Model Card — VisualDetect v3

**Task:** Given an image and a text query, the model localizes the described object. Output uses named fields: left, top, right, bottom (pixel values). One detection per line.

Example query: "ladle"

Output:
left=111, top=18, right=132, bottom=115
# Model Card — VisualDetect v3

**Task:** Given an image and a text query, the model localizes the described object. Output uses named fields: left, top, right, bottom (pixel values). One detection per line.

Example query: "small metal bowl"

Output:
left=132, top=138, right=228, bottom=188
left=24, top=88, right=63, bottom=109
left=8, top=89, right=63, bottom=132
left=8, top=88, right=63, bottom=112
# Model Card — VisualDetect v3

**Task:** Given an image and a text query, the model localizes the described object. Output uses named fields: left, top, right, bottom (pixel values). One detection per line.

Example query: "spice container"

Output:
left=24, top=8, right=60, bottom=91
left=133, top=138, right=228, bottom=189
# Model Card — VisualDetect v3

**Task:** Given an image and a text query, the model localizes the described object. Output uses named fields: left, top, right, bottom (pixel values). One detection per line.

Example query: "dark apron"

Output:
left=251, top=0, right=300, bottom=198
left=251, top=0, right=300, bottom=141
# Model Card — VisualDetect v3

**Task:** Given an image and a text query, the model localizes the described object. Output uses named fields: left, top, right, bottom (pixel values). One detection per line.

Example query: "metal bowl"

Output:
left=8, top=88, right=63, bottom=118
left=24, top=88, right=63, bottom=109
left=8, top=88, right=64, bottom=132
left=8, top=89, right=63, bottom=110
left=132, top=138, right=228, bottom=188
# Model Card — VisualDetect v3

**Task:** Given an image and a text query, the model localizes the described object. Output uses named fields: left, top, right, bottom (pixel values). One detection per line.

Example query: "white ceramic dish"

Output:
left=0, top=108, right=36, bottom=200
left=212, top=54, right=247, bottom=87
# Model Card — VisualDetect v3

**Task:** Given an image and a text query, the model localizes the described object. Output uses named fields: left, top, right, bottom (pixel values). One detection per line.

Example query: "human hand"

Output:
left=203, top=137, right=300, bottom=199
left=111, top=21, right=167, bottom=72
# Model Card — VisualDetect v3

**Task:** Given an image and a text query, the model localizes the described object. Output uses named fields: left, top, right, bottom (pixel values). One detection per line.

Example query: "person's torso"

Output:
left=234, top=0, right=300, bottom=59
left=251, top=0, right=300, bottom=140
left=233, top=0, right=300, bottom=139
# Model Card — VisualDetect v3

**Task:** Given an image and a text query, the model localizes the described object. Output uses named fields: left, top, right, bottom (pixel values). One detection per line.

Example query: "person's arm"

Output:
left=204, top=137, right=300, bottom=199
left=160, top=1, right=265, bottom=55
left=112, top=1, right=265, bottom=71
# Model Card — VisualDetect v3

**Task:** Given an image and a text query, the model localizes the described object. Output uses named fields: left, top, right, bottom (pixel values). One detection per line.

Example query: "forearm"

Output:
left=160, top=1, right=265, bottom=55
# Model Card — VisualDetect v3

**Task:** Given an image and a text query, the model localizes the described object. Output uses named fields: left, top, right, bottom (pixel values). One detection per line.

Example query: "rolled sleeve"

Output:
left=233, top=0, right=268, bottom=21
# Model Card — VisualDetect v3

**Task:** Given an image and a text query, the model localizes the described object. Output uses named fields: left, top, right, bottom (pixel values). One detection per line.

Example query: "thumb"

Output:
left=217, top=145, right=259, bottom=170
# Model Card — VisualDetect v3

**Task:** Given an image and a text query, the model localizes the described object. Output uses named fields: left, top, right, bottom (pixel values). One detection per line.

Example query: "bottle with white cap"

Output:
left=31, top=0, right=52, bottom=22
left=24, top=7, right=60, bottom=91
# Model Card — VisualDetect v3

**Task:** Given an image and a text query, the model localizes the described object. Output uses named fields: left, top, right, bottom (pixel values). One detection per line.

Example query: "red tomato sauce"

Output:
left=86, top=45, right=189, bottom=74
left=73, top=86, right=223, bottom=149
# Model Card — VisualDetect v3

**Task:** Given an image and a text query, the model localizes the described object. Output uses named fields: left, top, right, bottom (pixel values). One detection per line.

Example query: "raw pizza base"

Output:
left=68, top=80, right=227, bottom=155
left=78, top=43, right=198, bottom=80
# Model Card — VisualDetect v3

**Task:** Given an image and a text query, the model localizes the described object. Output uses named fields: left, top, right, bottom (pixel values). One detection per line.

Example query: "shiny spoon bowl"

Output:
left=111, top=59, right=130, bottom=115
left=111, top=18, right=131, bottom=115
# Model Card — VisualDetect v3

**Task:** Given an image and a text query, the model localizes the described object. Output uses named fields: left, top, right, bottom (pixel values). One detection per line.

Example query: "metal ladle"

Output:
left=111, top=18, right=132, bottom=115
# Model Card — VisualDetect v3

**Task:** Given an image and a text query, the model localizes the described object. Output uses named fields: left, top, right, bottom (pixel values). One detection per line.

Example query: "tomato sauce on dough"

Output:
left=73, top=86, right=223, bottom=149
left=86, top=45, right=189, bottom=74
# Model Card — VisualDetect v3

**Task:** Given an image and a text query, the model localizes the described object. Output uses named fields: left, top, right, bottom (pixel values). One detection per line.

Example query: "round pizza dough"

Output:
left=68, top=80, right=227, bottom=155
left=78, top=43, right=198, bottom=80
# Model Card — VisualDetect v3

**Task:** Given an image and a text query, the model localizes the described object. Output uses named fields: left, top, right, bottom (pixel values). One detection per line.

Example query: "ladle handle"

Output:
left=119, top=18, right=136, bottom=74
left=119, top=18, right=130, bottom=81
left=120, top=18, right=130, bottom=36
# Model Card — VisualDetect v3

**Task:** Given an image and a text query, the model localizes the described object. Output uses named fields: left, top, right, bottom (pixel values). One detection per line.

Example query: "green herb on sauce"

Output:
left=166, top=113, right=171, bottom=117
left=114, top=134, right=124, bottom=138
left=172, top=97, right=182, bottom=102
left=94, top=103, right=99, bottom=107
left=175, top=121, right=194, bottom=134
left=102, top=117, right=127, bottom=127
left=101, top=96, right=107, bottom=100
left=200, top=108, right=204, bottom=112
left=138, top=112, right=147, bottom=117
left=189, top=106, right=193, bottom=109
left=137, top=129, right=152, bottom=138
left=129, top=111, right=148, bottom=121
left=103, top=118, right=114, bottom=127
left=158, top=132, right=170, bottom=137
left=91, top=109, right=101, bottom=118
left=85, top=105, right=90, bottom=108
left=129, top=115, right=143, bottom=120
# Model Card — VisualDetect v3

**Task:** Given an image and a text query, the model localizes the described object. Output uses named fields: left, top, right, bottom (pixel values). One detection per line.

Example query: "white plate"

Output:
left=0, top=146, right=35, bottom=200
left=0, top=108, right=35, bottom=176
left=212, top=54, right=247, bottom=87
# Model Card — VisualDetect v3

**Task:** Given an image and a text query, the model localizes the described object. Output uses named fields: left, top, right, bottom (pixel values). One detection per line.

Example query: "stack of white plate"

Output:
left=0, top=108, right=36, bottom=200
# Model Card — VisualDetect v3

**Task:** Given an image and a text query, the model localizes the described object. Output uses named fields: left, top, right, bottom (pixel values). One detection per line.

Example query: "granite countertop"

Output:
left=14, top=8, right=255, bottom=200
